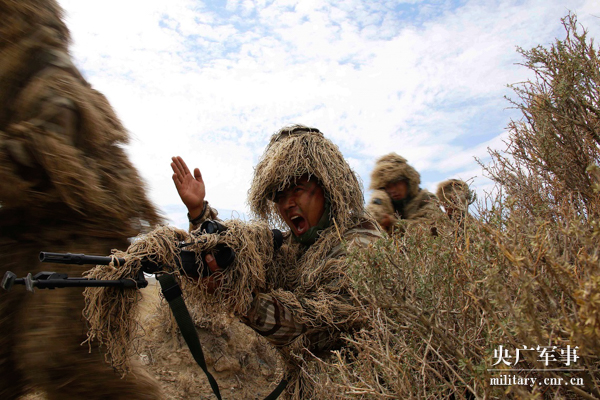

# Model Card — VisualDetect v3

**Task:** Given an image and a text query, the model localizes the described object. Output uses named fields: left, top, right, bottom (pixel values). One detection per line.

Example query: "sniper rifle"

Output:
left=0, top=220, right=287, bottom=400
left=2, top=220, right=283, bottom=292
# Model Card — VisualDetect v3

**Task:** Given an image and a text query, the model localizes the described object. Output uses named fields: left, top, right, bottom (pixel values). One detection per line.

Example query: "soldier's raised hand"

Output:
left=171, top=156, right=205, bottom=219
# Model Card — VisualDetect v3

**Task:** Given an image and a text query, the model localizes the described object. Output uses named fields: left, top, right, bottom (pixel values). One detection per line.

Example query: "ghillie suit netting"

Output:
left=369, top=153, right=421, bottom=198
left=244, top=125, right=381, bottom=399
left=364, top=188, right=393, bottom=224
left=0, top=1, right=163, bottom=398
left=248, top=125, right=365, bottom=230
left=83, top=220, right=279, bottom=375
left=367, top=152, right=441, bottom=233
left=316, top=13, right=600, bottom=400
left=436, top=179, right=476, bottom=210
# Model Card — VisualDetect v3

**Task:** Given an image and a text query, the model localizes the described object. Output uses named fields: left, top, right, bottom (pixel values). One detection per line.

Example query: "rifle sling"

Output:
left=157, top=274, right=288, bottom=400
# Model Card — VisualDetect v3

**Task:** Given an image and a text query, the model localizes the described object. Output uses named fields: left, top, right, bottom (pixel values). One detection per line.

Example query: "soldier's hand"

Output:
left=380, top=214, right=393, bottom=231
left=171, top=156, right=205, bottom=219
left=203, top=254, right=223, bottom=294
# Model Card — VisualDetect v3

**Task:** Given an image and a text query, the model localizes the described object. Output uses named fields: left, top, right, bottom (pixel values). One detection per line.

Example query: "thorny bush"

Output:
left=321, top=13, right=600, bottom=400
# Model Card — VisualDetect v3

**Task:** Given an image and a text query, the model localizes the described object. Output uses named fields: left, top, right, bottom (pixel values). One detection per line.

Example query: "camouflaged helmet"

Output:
left=247, top=125, right=364, bottom=230
left=436, top=179, right=475, bottom=208
left=369, top=153, right=421, bottom=198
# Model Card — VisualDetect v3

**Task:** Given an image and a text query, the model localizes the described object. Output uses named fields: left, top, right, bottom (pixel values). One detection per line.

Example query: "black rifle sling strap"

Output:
left=157, top=273, right=223, bottom=400
left=264, top=377, right=289, bottom=400
left=157, top=274, right=288, bottom=400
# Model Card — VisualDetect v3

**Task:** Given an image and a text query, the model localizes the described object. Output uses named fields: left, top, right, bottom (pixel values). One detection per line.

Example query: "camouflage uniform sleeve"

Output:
left=401, top=190, right=443, bottom=236
left=328, top=219, right=382, bottom=257
left=410, top=191, right=442, bottom=221
left=188, top=200, right=219, bottom=231
left=241, top=220, right=381, bottom=349
left=240, top=292, right=306, bottom=346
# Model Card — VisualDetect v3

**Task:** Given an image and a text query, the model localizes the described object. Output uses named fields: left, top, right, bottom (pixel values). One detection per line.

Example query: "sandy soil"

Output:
left=136, top=281, right=282, bottom=399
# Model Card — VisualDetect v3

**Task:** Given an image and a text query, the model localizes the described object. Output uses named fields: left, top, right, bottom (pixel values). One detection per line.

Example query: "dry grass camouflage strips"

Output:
left=248, top=127, right=364, bottom=229
left=368, top=152, right=421, bottom=198
left=364, top=189, right=394, bottom=222
left=83, top=126, right=378, bottom=399
left=0, top=1, right=158, bottom=232
left=436, top=179, right=476, bottom=209
left=0, top=1, right=162, bottom=398
left=83, top=220, right=277, bottom=376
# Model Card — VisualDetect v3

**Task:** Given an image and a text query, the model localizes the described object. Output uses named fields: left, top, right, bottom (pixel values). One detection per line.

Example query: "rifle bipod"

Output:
left=1, top=269, right=148, bottom=292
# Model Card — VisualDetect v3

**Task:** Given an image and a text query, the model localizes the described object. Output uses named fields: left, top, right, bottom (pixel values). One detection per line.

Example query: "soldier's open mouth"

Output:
left=290, top=215, right=308, bottom=235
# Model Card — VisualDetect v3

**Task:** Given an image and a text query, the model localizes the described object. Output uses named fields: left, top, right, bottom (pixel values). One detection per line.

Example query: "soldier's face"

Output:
left=275, top=176, right=325, bottom=237
left=444, top=193, right=458, bottom=206
left=385, top=180, right=408, bottom=201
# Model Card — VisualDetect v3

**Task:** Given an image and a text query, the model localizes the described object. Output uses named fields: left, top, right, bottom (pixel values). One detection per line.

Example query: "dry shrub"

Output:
left=323, top=13, right=600, bottom=399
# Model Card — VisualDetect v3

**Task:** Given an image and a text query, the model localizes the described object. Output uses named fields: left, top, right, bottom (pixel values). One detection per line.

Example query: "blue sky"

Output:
left=58, top=0, right=600, bottom=228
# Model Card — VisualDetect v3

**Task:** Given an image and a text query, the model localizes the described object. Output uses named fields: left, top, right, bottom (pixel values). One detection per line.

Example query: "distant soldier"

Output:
left=366, top=153, right=441, bottom=233
left=0, top=1, right=163, bottom=398
left=436, top=178, right=475, bottom=222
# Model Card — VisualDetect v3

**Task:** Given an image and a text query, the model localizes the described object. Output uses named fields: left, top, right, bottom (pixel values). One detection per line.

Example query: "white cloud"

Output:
left=57, top=0, right=600, bottom=224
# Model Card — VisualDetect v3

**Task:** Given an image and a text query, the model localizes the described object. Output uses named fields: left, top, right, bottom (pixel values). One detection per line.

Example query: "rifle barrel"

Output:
left=39, top=252, right=126, bottom=266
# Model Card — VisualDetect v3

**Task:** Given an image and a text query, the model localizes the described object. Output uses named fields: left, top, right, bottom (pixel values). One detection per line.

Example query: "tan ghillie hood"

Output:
left=248, top=125, right=364, bottom=230
left=0, top=0, right=162, bottom=235
left=0, top=0, right=70, bottom=127
left=0, top=0, right=70, bottom=47
left=436, top=179, right=475, bottom=208
left=369, top=153, right=421, bottom=198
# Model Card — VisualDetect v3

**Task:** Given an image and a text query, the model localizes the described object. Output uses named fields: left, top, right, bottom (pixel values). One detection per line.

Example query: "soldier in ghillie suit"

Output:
left=171, top=125, right=382, bottom=399
left=0, top=1, right=163, bottom=398
left=366, top=153, right=441, bottom=234
left=436, top=178, right=476, bottom=223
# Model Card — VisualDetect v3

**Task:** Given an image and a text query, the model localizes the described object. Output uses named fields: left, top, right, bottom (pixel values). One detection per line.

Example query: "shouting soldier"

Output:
left=171, top=125, right=381, bottom=399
